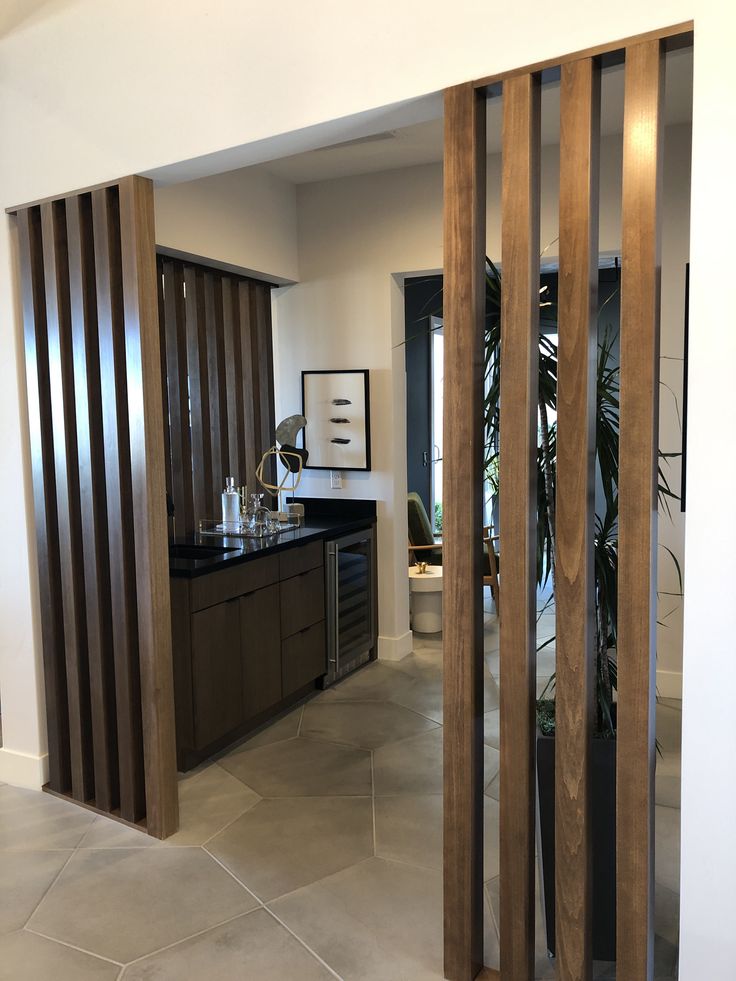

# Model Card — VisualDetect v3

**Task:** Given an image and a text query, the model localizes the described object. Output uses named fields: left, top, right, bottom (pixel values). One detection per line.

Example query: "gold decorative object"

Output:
left=417, top=561, right=428, bottom=575
left=255, top=446, right=304, bottom=517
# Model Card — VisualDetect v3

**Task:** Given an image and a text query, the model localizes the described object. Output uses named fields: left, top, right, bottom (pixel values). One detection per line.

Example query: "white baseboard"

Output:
left=378, top=630, right=414, bottom=662
left=657, top=669, right=683, bottom=700
left=0, top=746, right=49, bottom=790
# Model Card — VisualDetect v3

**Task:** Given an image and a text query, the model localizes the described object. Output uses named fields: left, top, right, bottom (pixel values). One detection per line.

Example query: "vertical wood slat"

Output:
left=499, top=71, right=541, bottom=981
left=92, top=186, right=146, bottom=823
left=222, top=275, right=245, bottom=479
left=160, top=259, right=194, bottom=537
left=617, top=38, right=665, bottom=981
left=119, top=176, right=179, bottom=840
left=185, top=265, right=213, bottom=521
left=555, top=56, right=601, bottom=981
left=442, top=81, right=486, bottom=981
left=67, top=194, right=119, bottom=812
left=18, top=206, right=72, bottom=794
left=157, top=263, right=172, bottom=505
left=204, top=271, right=225, bottom=498
left=239, top=279, right=260, bottom=490
left=40, top=199, right=95, bottom=804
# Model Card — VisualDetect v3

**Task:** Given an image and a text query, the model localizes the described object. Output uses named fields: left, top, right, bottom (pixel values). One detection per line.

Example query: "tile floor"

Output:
left=0, top=597, right=681, bottom=980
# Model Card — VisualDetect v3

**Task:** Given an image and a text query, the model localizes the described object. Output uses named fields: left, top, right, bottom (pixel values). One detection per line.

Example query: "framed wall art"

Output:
left=301, top=369, right=371, bottom=471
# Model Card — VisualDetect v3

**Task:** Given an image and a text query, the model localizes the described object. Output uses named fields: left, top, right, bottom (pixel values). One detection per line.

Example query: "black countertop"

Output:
left=169, top=499, right=376, bottom=579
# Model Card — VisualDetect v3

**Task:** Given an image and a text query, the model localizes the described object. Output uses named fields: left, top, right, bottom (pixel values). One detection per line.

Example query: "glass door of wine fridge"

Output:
left=325, top=527, right=377, bottom=684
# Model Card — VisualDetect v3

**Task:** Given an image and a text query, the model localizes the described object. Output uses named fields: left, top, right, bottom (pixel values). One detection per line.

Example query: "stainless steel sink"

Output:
left=169, top=543, right=240, bottom=561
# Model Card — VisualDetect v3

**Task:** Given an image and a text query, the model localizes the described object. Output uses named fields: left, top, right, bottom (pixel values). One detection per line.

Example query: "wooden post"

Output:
left=499, top=71, right=541, bottom=981
left=443, top=80, right=486, bottom=981
left=555, top=55, right=600, bottom=981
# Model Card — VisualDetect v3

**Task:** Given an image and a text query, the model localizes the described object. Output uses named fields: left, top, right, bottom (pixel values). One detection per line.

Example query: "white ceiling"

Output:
left=261, top=47, right=692, bottom=185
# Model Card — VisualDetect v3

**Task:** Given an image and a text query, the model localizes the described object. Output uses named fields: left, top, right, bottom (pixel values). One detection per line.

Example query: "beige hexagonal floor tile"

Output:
left=0, top=849, right=72, bottom=934
left=27, top=846, right=258, bottom=963
left=0, top=785, right=95, bottom=850
left=165, top=764, right=260, bottom=845
left=373, top=727, right=443, bottom=796
left=301, top=699, right=438, bottom=750
left=207, top=796, right=373, bottom=902
left=219, top=736, right=371, bottom=797
left=0, top=931, right=119, bottom=980
left=270, top=856, right=444, bottom=980
left=122, top=909, right=333, bottom=980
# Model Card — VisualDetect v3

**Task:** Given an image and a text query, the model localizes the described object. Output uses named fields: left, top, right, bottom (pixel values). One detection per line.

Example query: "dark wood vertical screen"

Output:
left=441, top=24, right=687, bottom=981
left=157, top=255, right=276, bottom=535
left=617, top=38, right=665, bottom=981
left=499, top=71, right=541, bottom=981
left=16, top=177, right=178, bottom=839
left=442, top=82, right=486, bottom=981
left=555, top=56, right=600, bottom=981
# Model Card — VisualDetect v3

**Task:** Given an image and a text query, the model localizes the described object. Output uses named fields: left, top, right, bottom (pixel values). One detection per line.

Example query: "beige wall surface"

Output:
left=0, top=3, right=734, bottom=974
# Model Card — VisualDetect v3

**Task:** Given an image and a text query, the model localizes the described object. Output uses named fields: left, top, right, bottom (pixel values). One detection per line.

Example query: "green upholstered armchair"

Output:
left=407, top=492, right=443, bottom=566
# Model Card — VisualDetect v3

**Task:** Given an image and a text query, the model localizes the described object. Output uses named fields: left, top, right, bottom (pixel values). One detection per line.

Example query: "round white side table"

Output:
left=408, top=564, right=443, bottom=633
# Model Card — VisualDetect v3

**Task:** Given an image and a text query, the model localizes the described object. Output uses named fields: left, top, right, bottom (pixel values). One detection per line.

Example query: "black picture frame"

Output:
left=301, top=369, right=372, bottom=471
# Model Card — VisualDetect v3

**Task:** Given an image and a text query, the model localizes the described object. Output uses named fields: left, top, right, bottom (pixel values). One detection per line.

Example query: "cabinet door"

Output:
left=191, top=598, right=242, bottom=749
left=240, top=583, right=282, bottom=719
left=282, top=620, right=327, bottom=696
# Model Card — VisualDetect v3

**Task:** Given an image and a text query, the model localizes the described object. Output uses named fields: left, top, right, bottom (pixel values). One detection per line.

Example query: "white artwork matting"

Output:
left=302, top=370, right=370, bottom=470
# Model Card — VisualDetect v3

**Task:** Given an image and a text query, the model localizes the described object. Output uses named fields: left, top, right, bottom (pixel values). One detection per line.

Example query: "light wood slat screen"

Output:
left=16, top=177, right=178, bottom=839
left=617, top=38, right=665, bottom=981
left=554, top=56, right=600, bottom=981
left=499, top=71, right=541, bottom=981
left=442, top=22, right=688, bottom=981
left=157, top=255, right=276, bottom=535
left=442, top=81, right=487, bottom=981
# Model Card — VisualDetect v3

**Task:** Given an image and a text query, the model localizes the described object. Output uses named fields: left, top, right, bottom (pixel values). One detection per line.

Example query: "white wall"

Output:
left=1, top=2, right=734, bottom=975
left=154, top=168, right=299, bottom=284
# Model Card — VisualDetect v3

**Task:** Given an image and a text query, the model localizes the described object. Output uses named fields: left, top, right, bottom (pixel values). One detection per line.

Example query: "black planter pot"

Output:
left=536, top=731, right=617, bottom=961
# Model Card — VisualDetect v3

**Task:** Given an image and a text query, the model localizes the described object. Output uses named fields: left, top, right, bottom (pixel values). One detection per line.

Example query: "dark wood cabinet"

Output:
left=170, top=542, right=329, bottom=770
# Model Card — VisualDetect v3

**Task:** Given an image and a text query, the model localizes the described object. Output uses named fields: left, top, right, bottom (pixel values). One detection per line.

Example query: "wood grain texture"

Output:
left=40, top=199, right=94, bottom=804
left=554, top=57, right=600, bottom=981
left=499, top=71, right=541, bottom=981
left=66, top=193, right=119, bottom=812
left=17, top=206, right=72, bottom=794
left=157, top=256, right=276, bottom=533
left=92, top=185, right=146, bottom=824
left=442, top=81, right=486, bottom=981
left=616, top=39, right=664, bottom=981
left=119, top=175, right=179, bottom=839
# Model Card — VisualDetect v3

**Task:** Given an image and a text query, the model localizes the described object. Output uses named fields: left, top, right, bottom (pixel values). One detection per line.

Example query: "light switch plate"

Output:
left=330, top=470, right=343, bottom=489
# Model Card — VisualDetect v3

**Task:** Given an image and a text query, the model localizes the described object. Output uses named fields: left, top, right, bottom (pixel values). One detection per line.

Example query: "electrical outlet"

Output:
left=330, top=470, right=343, bottom=490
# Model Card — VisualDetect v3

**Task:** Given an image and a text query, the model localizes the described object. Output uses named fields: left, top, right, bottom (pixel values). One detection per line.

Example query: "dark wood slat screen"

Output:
left=442, top=81, right=486, bottom=981
left=617, top=38, right=665, bottom=981
left=17, top=178, right=178, bottom=838
left=554, top=56, right=600, bottom=981
left=499, top=71, right=541, bottom=981
left=157, top=255, right=276, bottom=535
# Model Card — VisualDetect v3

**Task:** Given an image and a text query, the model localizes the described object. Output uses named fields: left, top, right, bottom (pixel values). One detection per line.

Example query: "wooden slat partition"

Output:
left=442, top=81, right=486, bottom=981
left=554, top=56, right=600, bottom=981
left=18, top=207, right=71, bottom=795
left=617, top=38, right=665, bottom=981
left=16, top=178, right=178, bottom=838
left=158, top=255, right=276, bottom=535
left=499, top=71, right=541, bottom=981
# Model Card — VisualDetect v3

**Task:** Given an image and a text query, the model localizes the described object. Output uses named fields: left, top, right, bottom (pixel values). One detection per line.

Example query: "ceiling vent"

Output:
left=319, top=130, right=398, bottom=152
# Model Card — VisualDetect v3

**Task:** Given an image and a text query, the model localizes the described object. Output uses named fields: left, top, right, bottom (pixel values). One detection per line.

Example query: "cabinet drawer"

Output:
left=190, top=555, right=278, bottom=612
left=279, top=540, right=323, bottom=580
left=280, top=566, right=325, bottom=638
left=282, top=620, right=326, bottom=695
left=191, top=599, right=243, bottom=749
